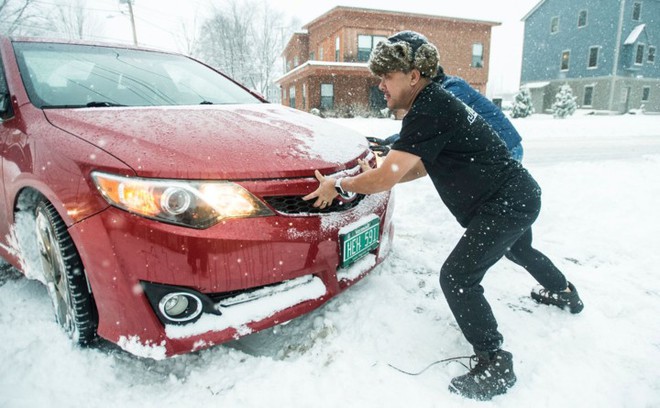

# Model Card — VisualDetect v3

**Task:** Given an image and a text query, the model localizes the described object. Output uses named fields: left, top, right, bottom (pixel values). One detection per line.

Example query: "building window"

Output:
left=632, top=2, right=642, bottom=21
left=472, top=43, right=484, bottom=68
left=561, top=50, right=570, bottom=71
left=551, top=16, right=560, bottom=33
left=335, top=37, right=340, bottom=62
left=302, top=83, right=307, bottom=110
left=648, top=46, right=656, bottom=63
left=642, top=86, right=650, bottom=102
left=583, top=86, right=594, bottom=106
left=358, top=35, right=387, bottom=62
left=588, top=46, right=599, bottom=68
left=319, top=46, right=323, bottom=61
left=320, top=83, right=334, bottom=110
left=293, top=56, right=299, bottom=67
left=289, top=86, right=295, bottom=108
left=578, top=10, right=587, bottom=27
left=635, top=44, right=645, bottom=65
left=309, top=51, right=315, bottom=60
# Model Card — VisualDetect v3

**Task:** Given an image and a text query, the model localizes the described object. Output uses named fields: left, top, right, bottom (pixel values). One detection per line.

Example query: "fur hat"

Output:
left=368, top=31, right=439, bottom=78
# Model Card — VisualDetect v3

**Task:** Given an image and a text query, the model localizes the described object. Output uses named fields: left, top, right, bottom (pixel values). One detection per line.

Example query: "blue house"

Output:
left=521, top=0, right=659, bottom=113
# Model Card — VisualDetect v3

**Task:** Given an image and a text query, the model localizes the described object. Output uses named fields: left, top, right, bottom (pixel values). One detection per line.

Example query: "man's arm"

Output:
left=302, top=150, right=422, bottom=208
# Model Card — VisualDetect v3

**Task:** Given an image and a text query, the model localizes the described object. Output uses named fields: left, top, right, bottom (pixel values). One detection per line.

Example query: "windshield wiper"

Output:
left=85, top=101, right=126, bottom=107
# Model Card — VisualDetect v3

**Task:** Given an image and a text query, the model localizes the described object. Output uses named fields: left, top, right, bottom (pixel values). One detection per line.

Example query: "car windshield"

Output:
left=12, top=41, right=262, bottom=108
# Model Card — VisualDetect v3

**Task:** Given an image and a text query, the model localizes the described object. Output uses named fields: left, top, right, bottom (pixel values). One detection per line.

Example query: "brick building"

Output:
left=275, top=6, right=499, bottom=115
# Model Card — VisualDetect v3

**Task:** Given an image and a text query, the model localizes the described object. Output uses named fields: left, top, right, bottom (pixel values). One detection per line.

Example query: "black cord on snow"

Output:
left=387, top=355, right=473, bottom=376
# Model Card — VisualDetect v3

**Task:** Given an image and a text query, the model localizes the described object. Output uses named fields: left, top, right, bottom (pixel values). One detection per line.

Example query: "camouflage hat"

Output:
left=368, top=31, right=439, bottom=78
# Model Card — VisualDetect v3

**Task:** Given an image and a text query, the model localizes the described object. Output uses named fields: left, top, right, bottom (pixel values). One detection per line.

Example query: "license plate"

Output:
left=340, top=216, right=380, bottom=267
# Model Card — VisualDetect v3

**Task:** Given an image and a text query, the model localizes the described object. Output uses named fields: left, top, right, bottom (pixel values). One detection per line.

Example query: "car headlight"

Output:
left=91, top=171, right=273, bottom=229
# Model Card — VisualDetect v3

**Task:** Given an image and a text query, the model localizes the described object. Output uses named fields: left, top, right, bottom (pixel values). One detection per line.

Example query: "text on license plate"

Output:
left=340, top=217, right=380, bottom=267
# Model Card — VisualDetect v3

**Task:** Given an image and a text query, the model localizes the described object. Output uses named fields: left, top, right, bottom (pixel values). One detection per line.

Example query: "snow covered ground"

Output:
left=2, top=112, right=660, bottom=407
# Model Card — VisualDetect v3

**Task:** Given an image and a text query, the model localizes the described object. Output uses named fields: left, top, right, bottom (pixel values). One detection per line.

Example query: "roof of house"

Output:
left=302, top=5, right=500, bottom=29
left=521, top=0, right=546, bottom=21
left=624, top=24, right=647, bottom=45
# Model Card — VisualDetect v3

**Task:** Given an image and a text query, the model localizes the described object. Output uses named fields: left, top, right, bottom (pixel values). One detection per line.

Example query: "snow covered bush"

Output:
left=552, top=84, right=578, bottom=119
left=511, top=87, right=534, bottom=118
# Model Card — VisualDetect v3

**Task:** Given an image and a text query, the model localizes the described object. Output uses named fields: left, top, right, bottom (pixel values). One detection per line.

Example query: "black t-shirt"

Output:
left=392, top=82, right=527, bottom=226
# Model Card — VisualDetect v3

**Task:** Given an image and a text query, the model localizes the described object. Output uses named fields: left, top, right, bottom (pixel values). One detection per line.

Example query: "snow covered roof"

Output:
left=521, top=0, right=546, bottom=21
left=624, top=24, right=646, bottom=45
left=523, top=81, right=550, bottom=89
left=275, top=61, right=370, bottom=84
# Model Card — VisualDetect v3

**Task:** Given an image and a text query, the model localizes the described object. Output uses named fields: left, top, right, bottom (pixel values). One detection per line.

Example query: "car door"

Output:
left=0, top=53, right=12, bottom=252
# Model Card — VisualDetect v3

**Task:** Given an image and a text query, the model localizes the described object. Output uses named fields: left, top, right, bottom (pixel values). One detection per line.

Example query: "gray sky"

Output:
left=98, top=0, right=541, bottom=96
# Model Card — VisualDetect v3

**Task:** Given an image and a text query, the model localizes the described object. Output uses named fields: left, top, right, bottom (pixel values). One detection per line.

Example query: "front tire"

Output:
left=35, top=200, right=98, bottom=345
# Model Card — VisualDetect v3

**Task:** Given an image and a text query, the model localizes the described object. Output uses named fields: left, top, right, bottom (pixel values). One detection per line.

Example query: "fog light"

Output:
left=163, top=294, right=189, bottom=316
left=158, top=292, right=203, bottom=322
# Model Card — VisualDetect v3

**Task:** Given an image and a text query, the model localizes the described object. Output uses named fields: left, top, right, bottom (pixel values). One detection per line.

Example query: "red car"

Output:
left=0, top=37, right=393, bottom=359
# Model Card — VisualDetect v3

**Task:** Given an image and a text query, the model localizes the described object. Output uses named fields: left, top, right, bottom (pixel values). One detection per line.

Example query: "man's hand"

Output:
left=358, top=158, right=373, bottom=172
left=302, top=170, right=339, bottom=208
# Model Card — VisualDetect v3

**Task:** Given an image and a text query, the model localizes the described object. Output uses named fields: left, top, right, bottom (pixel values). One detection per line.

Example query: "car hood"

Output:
left=43, top=104, right=369, bottom=179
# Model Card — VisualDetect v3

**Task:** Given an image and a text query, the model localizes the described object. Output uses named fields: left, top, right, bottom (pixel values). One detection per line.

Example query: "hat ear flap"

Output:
left=414, top=43, right=439, bottom=78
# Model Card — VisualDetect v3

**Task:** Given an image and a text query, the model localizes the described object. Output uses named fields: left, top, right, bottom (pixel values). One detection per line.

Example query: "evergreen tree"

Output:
left=511, top=87, right=534, bottom=118
left=552, top=84, right=578, bottom=119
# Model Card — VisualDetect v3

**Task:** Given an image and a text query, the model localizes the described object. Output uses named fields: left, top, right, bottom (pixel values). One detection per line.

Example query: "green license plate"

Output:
left=340, top=216, right=380, bottom=267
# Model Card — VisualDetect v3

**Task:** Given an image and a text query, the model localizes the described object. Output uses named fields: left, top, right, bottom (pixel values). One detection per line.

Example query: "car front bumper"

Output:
left=69, top=190, right=394, bottom=358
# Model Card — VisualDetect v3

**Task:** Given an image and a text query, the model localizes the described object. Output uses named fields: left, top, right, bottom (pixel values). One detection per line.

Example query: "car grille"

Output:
left=264, top=194, right=366, bottom=214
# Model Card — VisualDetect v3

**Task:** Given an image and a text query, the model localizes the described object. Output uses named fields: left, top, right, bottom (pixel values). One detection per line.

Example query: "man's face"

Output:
left=378, top=71, right=415, bottom=111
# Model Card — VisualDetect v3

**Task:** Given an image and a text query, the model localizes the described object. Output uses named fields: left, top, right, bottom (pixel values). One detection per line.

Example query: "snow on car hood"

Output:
left=42, top=104, right=369, bottom=179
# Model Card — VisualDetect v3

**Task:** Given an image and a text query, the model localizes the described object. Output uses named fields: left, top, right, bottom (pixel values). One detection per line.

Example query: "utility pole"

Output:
left=119, top=0, right=138, bottom=46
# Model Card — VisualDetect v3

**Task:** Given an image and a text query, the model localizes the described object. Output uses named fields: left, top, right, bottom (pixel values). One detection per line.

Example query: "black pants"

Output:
left=439, top=173, right=568, bottom=353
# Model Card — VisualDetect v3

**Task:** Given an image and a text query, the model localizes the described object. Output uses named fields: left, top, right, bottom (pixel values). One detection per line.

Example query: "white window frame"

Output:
left=561, top=50, right=570, bottom=71
left=472, top=43, right=484, bottom=68
left=642, top=86, right=650, bottom=102
left=578, top=10, right=588, bottom=28
left=583, top=85, right=594, bottom=107
left=635, top=43, right=645, bottom=65
left=632, top=2, right=642, bottom=21
left=551, top=16, right=560, bottom=34
left=587, top=46, right=599, bottom=69
left=648, top=46, right=656, bottom=64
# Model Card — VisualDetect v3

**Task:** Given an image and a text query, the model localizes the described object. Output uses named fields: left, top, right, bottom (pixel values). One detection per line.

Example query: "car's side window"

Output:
left=0, top=56, right=13, bottom=120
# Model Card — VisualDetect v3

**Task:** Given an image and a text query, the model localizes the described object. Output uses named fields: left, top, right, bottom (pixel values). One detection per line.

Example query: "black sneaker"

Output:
left=531, top=281, right=584, bottom=314
left=448, top=350, right=517, bottom=401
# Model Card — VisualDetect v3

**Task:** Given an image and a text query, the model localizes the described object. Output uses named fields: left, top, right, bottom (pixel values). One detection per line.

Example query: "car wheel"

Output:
left=35, top=200, right=97, bottom=345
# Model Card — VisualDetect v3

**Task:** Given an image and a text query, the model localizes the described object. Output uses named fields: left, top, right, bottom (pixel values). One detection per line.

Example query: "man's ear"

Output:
left=409, top=69, right=422, bottom=86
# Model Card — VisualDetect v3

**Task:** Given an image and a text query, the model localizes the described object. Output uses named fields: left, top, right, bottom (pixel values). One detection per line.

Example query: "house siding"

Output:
left=522, top=0, right=660, bottom=113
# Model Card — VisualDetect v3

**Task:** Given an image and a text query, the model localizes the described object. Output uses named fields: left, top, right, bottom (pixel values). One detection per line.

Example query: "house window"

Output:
left=561, top=50, right=570, bottom=71
left=358, top=35, right=387, bottom=62
left=293, top=56, right=299, bottom=67
left=632, top=2, right=642, bottom=21
left=551, top=16, right=560, bottom=33
left=319, top=46, right=323, bottom=61
left=642, top=86, right=650, bottom=102
left=648, top=46, right=656, bottom=63
left=289, top=86, right=295, bottom=108
left=583, top=86, right=594, bottom=106
left=472, top=43, right=484, bottom=68
left=588, top=47, right=599, bottom=68
left=578, top=10, right=587, bottom=27
left=309, top=51, right=315, bottom=60
left=635, top=44, right=645, bottom=65
left=335, top=37, right=340, bottom=62
left=302, top=83, right=307, bottom=110
left=320, top=83, right=334, bottom=110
